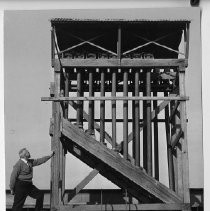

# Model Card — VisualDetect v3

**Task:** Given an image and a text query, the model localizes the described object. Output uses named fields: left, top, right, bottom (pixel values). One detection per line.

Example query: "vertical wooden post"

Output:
left=51, top=61, right=61, bottom=210
left=164, top=92, right=175, bottom=190
left=77, top=69, right=83, bottom=129
left=153, top=86, right=159, bottom=180
left=179, top=64, right=190, bottom=206
left=61, top=71, right=69, bottom=201
left=134, top=69, right=140, bottom=167
left=100, top=69, right=105, bottom=143
left=146, top=69, right=152, bottom=176
left=123, top=69, right=128, bottom=160
left=88, top=69, right=94, bottom=136
left=112, top=69, right=117, bottom=149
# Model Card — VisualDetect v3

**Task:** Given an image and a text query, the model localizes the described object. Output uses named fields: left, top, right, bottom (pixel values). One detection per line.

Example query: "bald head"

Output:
left=19, top=148, right=31, bottom=160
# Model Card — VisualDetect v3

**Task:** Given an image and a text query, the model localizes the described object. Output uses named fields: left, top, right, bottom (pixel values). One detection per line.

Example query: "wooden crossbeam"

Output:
left=41, top=96, right=189, bottom=102
left=65, top=168, right=99, bottom=203
left=169, top=101, right=180, bottom=122
left=59, top=203, right=190, bottom=211
left=57, top=58, right=187, bottom=68
left=62, top=118, right=182, bottom=203
left=171, top=129, right=183, bottom=149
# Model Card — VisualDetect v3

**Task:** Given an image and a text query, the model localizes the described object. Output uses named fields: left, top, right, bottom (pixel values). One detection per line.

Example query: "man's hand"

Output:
left=10, top=189, right=14, bottom=195
left=50, top=151, right=55, bottom=158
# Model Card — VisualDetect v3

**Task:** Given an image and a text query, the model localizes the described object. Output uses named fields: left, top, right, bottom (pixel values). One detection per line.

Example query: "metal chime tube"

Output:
left=112, top=69, right=117, bottom=149
left=123, top=69, right=128, bottom=160
left=88, top=69, right=94, bottom=135
left=77, top=69, right=83, bottom=128
left=146, top=69, right=152, bottom=176
left=100, top=69, right=105, bottom=143
left=153, top=89, right=159, bottom=180
left=135, top=70, right=140, bottom=167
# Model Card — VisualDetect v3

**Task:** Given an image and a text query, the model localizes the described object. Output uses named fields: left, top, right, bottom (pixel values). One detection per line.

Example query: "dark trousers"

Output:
left=12, top=180, right=44, bottom=211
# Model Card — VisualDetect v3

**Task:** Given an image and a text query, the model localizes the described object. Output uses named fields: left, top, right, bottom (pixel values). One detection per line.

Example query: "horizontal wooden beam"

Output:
left=68, top=118, right=166, bottom=123
left=59, top=203, right=191, bottom=211
left=62, top=118, right=182, bottom=203
left=42, top=96, right=189, bottom=102
left=58, top=58, right=187, bottom=68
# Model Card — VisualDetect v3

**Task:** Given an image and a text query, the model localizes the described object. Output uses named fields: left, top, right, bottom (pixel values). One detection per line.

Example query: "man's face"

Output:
left=24, top=149, right=31, bottom=160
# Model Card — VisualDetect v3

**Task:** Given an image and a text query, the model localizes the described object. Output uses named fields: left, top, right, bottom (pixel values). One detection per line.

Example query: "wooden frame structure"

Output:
left=42, top=13, right=193, bottom=211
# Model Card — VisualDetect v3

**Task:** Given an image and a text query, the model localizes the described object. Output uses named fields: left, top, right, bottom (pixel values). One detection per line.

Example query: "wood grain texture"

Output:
left=61, top=118, right=182, bottom=203
left=58, top=58, right=187, bottom=68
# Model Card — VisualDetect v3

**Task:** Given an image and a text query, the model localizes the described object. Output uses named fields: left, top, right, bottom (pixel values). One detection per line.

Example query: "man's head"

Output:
left=19, top=148, right=31, bottom=160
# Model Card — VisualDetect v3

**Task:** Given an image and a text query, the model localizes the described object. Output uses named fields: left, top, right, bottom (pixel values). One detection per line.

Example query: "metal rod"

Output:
left=146, top=69, right=152, bottom=176
left=132, top=89, right=136, bottom=161
left=135, top=70, right=140, bottom=167
left=143, top=88, right=147, bottom=171
left=123, top=69, right=128, bottom=160
left=112, top=69, right=117, bottom=149
left=77, top=69, right=83, bottom=128
left=100, top=69, right=105, bottom=143
left=88, top=69, right=94, bottom=135
left=153, top=89, right=159, bottom=180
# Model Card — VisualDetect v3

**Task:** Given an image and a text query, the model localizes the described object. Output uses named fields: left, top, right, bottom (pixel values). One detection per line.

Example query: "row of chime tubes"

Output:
left=71, top=67, right=174, bottom=87
left=75, top=67, right=157, bottom=175
left=63, top=51, right=154, bottom=59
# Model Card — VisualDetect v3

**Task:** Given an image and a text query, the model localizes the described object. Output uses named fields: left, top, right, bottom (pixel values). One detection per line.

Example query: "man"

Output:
left=10, top=148, right=55, bottom=211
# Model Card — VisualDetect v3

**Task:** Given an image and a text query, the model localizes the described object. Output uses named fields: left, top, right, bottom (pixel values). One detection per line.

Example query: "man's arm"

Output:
left=31, top=151, right=55, bottom=167
left=10, top=162, right=21, bottom=194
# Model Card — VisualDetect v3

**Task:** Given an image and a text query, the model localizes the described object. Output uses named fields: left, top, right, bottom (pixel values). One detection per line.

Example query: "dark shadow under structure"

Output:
left=42, top=17, right=191, bottom=211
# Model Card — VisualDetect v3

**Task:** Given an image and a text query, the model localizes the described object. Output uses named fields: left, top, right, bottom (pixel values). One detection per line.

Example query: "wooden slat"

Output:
left=66, top=169, right=99, bottom=203
left=41, top=96, right=189, bottom=101
left=59, top=58, right=187, bottom=68
left=60, top=203, right=191, bottom=211
left=62, top=118, right=182, bottom=203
